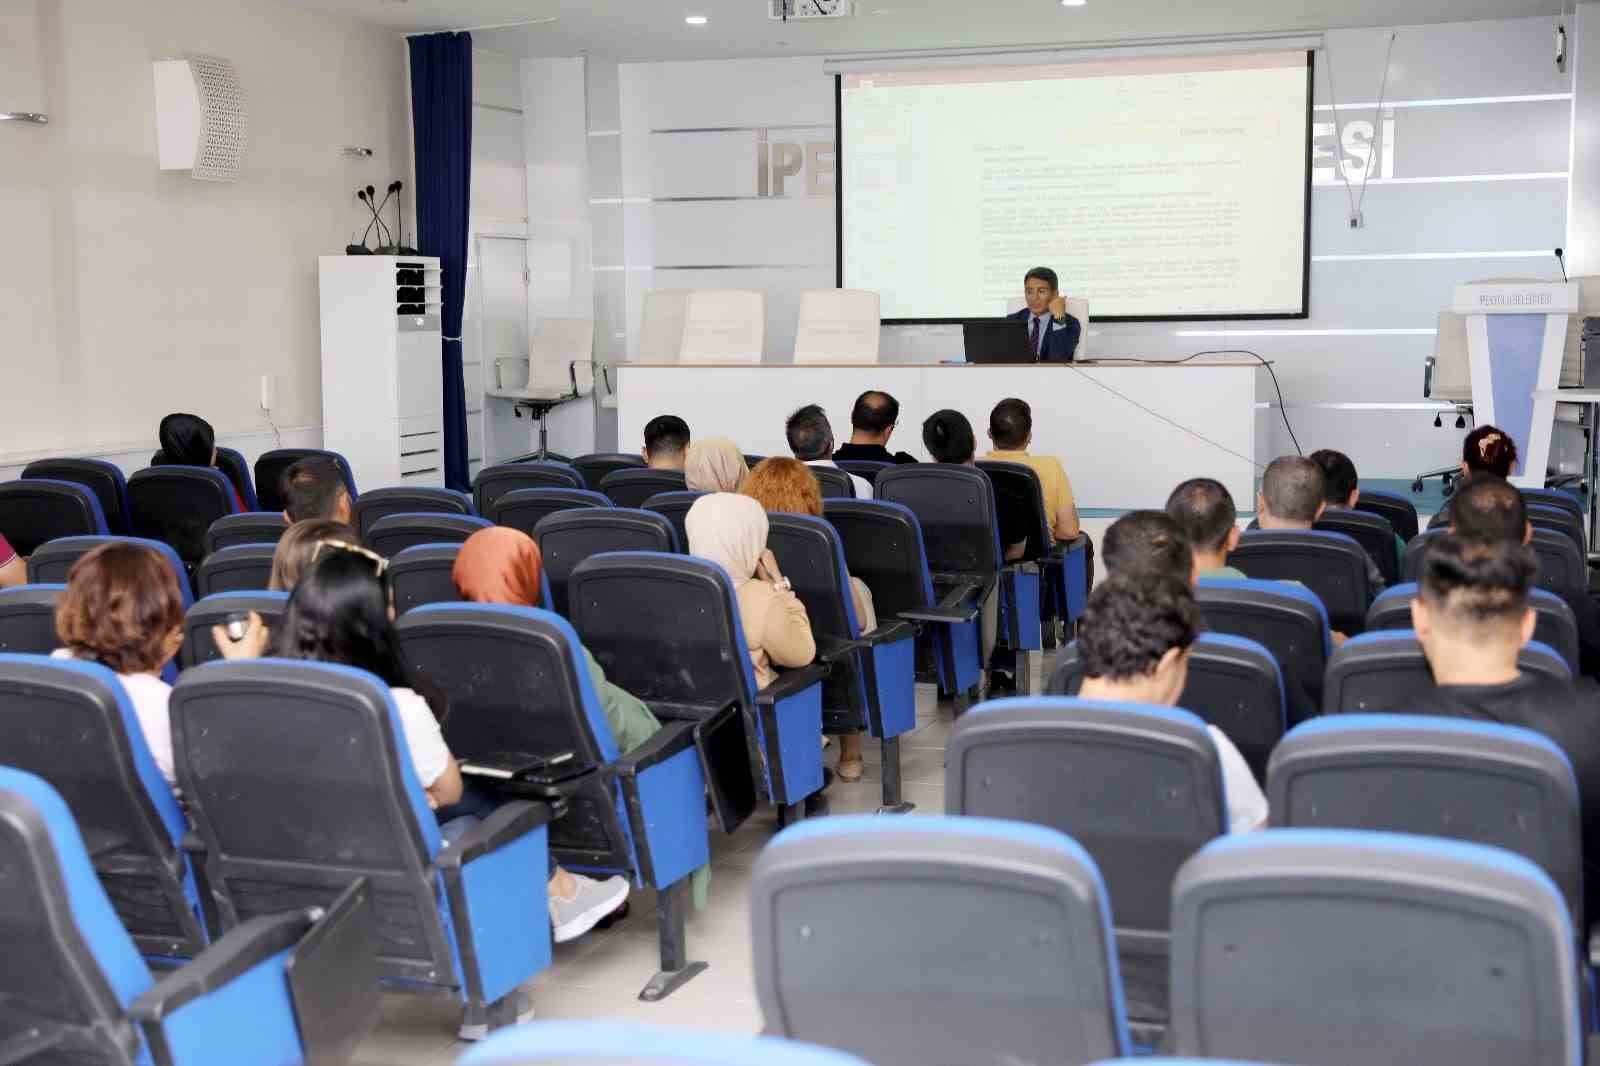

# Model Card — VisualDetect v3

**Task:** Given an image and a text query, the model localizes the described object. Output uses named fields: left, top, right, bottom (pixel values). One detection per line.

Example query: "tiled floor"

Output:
left=351, top=662, right=1044, bottom=1066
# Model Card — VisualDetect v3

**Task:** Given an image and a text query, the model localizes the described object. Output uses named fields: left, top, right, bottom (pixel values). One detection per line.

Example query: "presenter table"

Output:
left=618, top=362, right=1270, bottom=512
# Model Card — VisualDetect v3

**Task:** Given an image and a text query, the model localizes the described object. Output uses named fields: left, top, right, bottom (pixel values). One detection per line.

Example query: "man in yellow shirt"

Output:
left=981, top=397, right=1081, bottom=542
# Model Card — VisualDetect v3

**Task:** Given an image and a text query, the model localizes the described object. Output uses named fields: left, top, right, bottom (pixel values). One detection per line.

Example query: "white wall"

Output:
left=0, top=0, right=410, bottom=472
left=571, top=16, right=1573, bottom=483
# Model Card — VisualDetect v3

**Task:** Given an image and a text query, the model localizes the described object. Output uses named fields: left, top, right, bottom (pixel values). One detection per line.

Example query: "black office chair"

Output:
left=487, top=488, right=611, bottom=537
left=1228, top=529, right=1375, bottom=636
left=473, top=461, right=586, bottom=515
left=0, top=480, right=109, bottom=556
left=366, top=514, right=493, bottom=557
left=1366, top=581, right=1580, bottom=676
left=1354, top=489, right=1419, bottom=543
left=350, top=486, right=474, bottom=540
left=535, top=509, right=677, bottom=615
left=203, top=512, right=289, bottom=554
left=810, top=466, right=856, bottom=499
left=128, top=467, right=239, bottom=566
left=389, top=545, right=465, bottom=615
left=194, top=544, right=277, bottom=597
left=573, top=453, right=646, bottom=491
left=253, top=448, right=357, bottom=514
left=1316, top=509, right=1401, bottom=586
left=0, top=585, right=64, bottom=656
left=23, top=459, right=132, bottom=536
left=599, top=469, right=688, bottom=510
left=642, top=491, right=705, bottom=553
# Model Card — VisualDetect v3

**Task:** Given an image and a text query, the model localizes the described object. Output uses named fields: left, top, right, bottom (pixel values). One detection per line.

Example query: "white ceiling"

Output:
left=279, top=0, right=1563, bottom=61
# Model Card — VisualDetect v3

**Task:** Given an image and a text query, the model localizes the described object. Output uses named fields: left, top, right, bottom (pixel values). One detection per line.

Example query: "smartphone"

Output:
left=223, top=613, right=250, bottom=643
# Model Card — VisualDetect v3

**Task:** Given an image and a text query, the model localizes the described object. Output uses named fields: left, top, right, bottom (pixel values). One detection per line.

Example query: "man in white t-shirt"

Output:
left=786, top=403, right=873, bottom=500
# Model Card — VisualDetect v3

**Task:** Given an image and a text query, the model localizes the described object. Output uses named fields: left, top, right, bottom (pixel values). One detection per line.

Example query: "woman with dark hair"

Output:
left=220, top=543, right=463, bottom=810
left=158, top=412, right=244, bottom=510
left=1461, top=424, right=1520, bottom=480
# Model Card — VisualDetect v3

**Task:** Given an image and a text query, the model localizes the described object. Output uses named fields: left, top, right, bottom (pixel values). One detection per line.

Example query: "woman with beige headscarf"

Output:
left=685, top=493, right=815, bottom=690
left=684, top=437, right=749, bottom=494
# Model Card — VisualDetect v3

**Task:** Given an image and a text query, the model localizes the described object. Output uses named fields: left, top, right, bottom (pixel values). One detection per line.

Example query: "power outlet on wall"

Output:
left=259, top=373, right=275, bottom=411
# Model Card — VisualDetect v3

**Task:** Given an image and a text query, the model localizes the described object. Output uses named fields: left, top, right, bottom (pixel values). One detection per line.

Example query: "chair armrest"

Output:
left=435, top=800, right=557, bottom=872
left=815, top=635, right=871, bottom=663
left=128, top=911, right=310, bottom=1023
left=1003, top=561, right=1041, bottom=577
left=898, top=605, right=979, bottom=626
left=756, top=663, right=830, bottom=706
left=180, top=830, right=204, bottom=857
left=615, top=720, right=698, bottom=775
left=861, top=620, right=916, bottom=645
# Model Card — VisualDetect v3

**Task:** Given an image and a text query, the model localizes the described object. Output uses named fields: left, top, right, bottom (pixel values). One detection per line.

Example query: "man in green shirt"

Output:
left=1166, top=477, right=1245, bottom=580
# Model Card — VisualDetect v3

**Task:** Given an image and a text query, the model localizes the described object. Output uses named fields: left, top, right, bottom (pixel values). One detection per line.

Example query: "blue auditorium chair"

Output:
left=1315, top=507, right=1402, bottom=586
left=350, top=485, right=475, bottom=540
left=0, top=767, right=380, bottom=1066
left=487, top=487, right=611, bottom=537
left=1170, top=830, right=1581, bottom=1065
left=947, top=697, right=1228, bottom=1038
left=767, top=513, right=918, bottom=811
left=170, top=659, right=557, bottom=1038
left=642, top=490, right=705, bottom=552
left=151, top=446, right=258, bottom=511
left=1355, top=487, right=1419, bottom=542
left=29, top=537, right=192, bottom=673
left=1405, top=526, right=1588, bottom=597
left=0, top=583, right=64, bottom=655
left=535, top=507, right=678, bottom=615
left=1047, top=633, right=1285, bottom=782
left=1366, top=581, right=1580, bottom=675
left=826, top=499, right=985, bottom=712
left=598, top=467, right=688, bottom=509
left=0, top=655, right=207, bottom=959
left=809, top=465, right=856, bottom=499
left=751, top=814, right=1134, bottom=1066
left=572, top=452, right=646, bottom=491
left=743, top=454, right=767, bottom=470
left=1268, top=715, right=1585, bottom=932
left=834, top=459, right=891, bottom=486
left=457, top=1022, right=873, bottom=1065
left=473, top=461, right=586, bottom=515
left=366, top=512, right=492, bottom=557
left=1524, top=486, right=1586, bottom=522
left=0, top=478, right=109, bottom=556
left=1227, top=529, right=1375, bottom=636
left=254, top=448, right=357, bottom=514
left=398, top=604, right=717, bottom=1000
left=128, top=467, right=239, bottom=565
left=390, top=543, right=465, bottom=614
left=1195, top=576, right=1331, bottom=727
left=1528, top=501, right=1586, bottom=554
left=23, top=457, right=133, bottom=535
left=203, top=512, right=289, bottom=554
left=178, top=591, right=289, bottom=669
left=567, top=552, right=827, bottom=823
left=1323, top=629, right=1569, bottom=714
left=194, top=543, right=276, bottom=597
left=978, top=459, right=1090, bottom=648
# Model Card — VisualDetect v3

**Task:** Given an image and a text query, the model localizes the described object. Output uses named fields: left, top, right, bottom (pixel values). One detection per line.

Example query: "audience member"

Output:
left=1312, top=448, right=1406, bottom=559
left=1103, top=510, right=1194, bottom=584
left=1075, top=573, right=1267, bottom=833
left=1461, top=424, right=1520, bottom=480
left=1259, top=455, right=1385, bottom=593
left=1449, top=473, right=1600, bottom=677
left=1408, top=532, right=1600, bottom=919
left=452, top=526, right=650, bottom=938
left=642, top=414, right=691, bottom=471
left=982, top=397, right=1080, bottom=541
left=685, top=494, right=815, bottom=691
left=833, top=390, right=918, bottom=465
left=785, top=404, right=872, bottom=499
left=1165, top=478, right=1243, bottom=579
left=0, top=535, right=24, bottom=588
left=685, top=437, right=749, bottom=494
left=52, top=542, right=185, bottom=786
left=270, top=519, right=358, bottom=592
left=158, top=412, right=244, bottom=511
left=281, top=457, right=354, bottom=525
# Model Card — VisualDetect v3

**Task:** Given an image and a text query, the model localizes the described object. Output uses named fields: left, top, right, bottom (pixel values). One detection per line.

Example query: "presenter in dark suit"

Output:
left=1008, top=266, right=1081, bottom=362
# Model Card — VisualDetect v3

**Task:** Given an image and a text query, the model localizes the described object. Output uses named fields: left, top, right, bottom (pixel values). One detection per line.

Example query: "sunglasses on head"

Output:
left=314, top=539, right=390, bottom=578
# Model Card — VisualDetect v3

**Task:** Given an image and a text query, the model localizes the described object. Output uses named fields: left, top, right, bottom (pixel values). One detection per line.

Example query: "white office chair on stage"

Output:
left=679, top=289, right=766, bottom=364
left=638, top=290, right=691, bottom=364
left=1008, top=296, right=1091, bottom=360
left=793, top=289, right=881, bottom=364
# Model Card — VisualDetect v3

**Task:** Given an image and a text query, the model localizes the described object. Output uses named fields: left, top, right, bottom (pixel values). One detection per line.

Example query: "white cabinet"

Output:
left=319, top=256, right=445, bottom=488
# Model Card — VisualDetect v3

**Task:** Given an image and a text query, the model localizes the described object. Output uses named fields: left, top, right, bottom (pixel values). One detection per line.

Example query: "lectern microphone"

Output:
left=1556, top=247, right=1570, bottom=283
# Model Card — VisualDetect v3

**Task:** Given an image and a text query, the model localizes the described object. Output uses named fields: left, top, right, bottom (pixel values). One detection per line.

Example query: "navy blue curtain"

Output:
left=408, top=32, right=472, bottom=492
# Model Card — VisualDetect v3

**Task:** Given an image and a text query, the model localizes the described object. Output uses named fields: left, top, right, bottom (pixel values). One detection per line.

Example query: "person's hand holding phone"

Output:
left=212, top=611, right=270, bottom=661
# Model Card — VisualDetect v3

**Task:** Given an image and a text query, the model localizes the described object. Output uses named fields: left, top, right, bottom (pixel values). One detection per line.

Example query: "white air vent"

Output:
left=153, top=55, right=246, bottom=182
left=768, top=0, right=853, bottom=19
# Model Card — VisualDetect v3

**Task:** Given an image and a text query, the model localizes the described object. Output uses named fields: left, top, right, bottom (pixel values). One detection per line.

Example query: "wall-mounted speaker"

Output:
left=152, top=54, right=246, bottom=181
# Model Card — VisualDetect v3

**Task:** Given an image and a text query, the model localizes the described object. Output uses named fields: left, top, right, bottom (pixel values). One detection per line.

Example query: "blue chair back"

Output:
left=641, top=491, right=705, bottom=554
left=0, top=583, right=65, bottom=655
left=487, top=487, right=611, bottom=537
left=834, top=460, right=891, bottom=485
left=1324, top=630, right=1569, bottom=714
left=351, top=486, right=474, bottom=540
left=572, top=453, right=646, bottom=492
left=128, top=467, right=239, bottom=564
left=876, top=465, right=1001, bottom=578
left=1366, top=582, right=1580, bottom=676
left=1196, top=577, right=1330, bottom=727
left=179, top=591, right=289, bottom=669
left=1228, top=529, right=1373, bottom=636
left=1523, top=487, right=1584, bottom=522
left=1527, top=502, right=1585, bottom=553
left=0, top=478, right=109, bottom=556
left=473, top=462, right=585, bottom=515
left=752, top=814, right=1132, bottom=1066
left=1315, top=508, right=1401, bottom=586
left=151, top=447, right=256, bottom=510
left=598, top=468, right=687, bottom=509
left=367, top=513, right=492, bottom=557
left=390, top=544, right=465, bottom=614
left=203, top=512, right=289, bottom=554
left=28, top=536, right=194, bottom=610
left=809, top=465, right=856, bottom=500
left=1355, top=488, right=1419, bottom=542
left=194, top=543, right=276, bottom=597
left=1406, top=526, right=1589, bottom=598
left=23, top=458, right=132, bottom=536
left=535, top=508, right=677, bottom=615
left=254, top=449, right=357, bottom=514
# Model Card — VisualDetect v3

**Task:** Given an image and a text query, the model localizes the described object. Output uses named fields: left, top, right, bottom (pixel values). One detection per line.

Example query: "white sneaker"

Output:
left=550, top=874, right=629, bottom=944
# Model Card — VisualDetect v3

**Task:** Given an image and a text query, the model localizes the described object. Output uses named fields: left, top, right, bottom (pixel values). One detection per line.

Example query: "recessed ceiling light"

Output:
left=1060, top=0, right=1087, bottom=6
left=685, top=14, right=708, bottom=24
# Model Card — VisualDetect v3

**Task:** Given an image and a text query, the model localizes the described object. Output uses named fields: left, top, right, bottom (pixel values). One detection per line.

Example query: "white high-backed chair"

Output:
left=793, top=289, right=881, bottom=364
left=638, top=290, right=691, bottom=364
left=1007, top=297, right=1091, bottom=360
left=528, top=316, right=595, bottom=395
left=679, top=289, right=765, bottom=364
